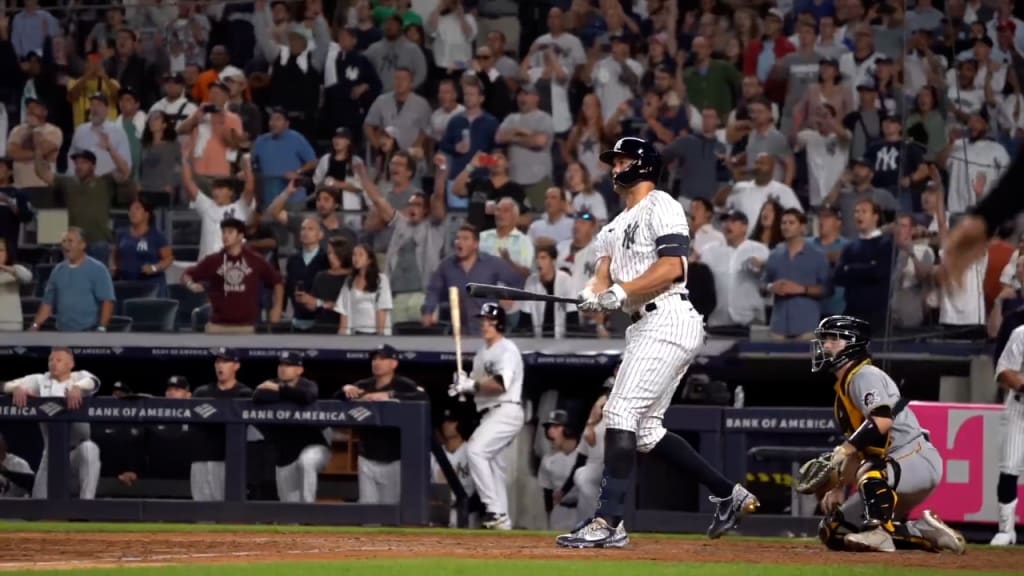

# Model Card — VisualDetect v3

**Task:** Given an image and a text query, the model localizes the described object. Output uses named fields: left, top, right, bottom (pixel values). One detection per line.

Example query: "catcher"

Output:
left=797, top=315, right=966, bottom=554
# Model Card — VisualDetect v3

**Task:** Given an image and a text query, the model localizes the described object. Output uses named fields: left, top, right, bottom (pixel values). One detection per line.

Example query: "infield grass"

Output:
left=5, top=561, right=1013, bottom=576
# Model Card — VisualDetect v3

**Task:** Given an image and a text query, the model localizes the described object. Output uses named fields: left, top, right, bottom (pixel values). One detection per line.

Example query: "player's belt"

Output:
left=478, top=401, right=521, bottom=416
left=630, top=293, right=689, bottom=323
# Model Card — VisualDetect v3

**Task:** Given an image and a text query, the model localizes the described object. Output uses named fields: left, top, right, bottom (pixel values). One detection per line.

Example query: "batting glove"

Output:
left=597, top=284, right=628, bottom=310
left=576, top=287, right=600, bottom=312
left=451, top=371, right=476, bottom=394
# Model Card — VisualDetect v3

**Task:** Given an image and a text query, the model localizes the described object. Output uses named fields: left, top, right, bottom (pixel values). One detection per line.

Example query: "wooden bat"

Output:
left=448, top=286, right=466, bottom=403
left=466, top=282, right=582, bottom=305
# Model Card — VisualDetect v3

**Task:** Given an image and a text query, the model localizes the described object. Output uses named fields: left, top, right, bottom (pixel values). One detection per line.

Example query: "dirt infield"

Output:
left=0, top=531, right=1019, bottom=572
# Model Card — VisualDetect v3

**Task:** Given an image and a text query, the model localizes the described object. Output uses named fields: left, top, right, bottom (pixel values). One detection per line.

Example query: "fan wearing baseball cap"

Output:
left=253, top=352, right=330, bottom=503
left=336, top=344, right=427, bottom=504
left=700, top=210, right=772, bottom=329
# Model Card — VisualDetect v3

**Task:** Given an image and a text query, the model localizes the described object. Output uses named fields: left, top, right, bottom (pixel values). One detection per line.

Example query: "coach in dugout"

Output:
left=190, top=347, right=253, bottom=501
left=254, top=351, right=330, bottom=503
left=2, top=347, right=101, bottom=499
left=337, top=344, right=427, bottom=505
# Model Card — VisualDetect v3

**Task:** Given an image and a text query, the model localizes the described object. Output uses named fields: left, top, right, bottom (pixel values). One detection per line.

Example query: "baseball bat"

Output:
left=466, top=283, right=582, bottom=305
left=448, top=286, right=466, bottom=403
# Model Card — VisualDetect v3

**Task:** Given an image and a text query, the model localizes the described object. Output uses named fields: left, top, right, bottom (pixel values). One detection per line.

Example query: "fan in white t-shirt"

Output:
left=337, top=244, right=393, bottom=335
left=795, top=104, right=850, bottom=209
left=942, top=113, right=1012, bottom=214
left=716, top=153, right=803, bottom=235
left=182, top=155, right=255, bottom=260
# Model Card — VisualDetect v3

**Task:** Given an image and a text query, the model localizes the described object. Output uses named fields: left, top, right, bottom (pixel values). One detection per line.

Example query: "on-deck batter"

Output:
left=991, top=323, right=1024, bottom=545
left=451, top=303, right=525, bottom=530
left=557, top=137, right=758, bottom=549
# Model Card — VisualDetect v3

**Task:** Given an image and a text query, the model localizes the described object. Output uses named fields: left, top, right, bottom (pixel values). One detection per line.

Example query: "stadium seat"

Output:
left=168, top=284, right=209, bottom=330
left=171, top=245, right=200, bottom=262
left=191, top=303, right=212, bottom=332
left=108, top=316, right=133, bottom=332
left=19, top=281, right=36, bottom=297
left=122, top=298, right=179, bottom=332
left=33, top=263, right=56, bottom=297
left=113, top=281, right=161, bottom=313
left=393, top=321, right=448, bottom=336
left=21, top=297, right=42, bottom=317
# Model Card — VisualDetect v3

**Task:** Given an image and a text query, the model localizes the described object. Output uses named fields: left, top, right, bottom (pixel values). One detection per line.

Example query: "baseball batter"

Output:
left=991, top=323, right=1024, bottom=545
left=803, top=316, right=966, bottom=553
left=2, top=347, right=101, bottom=499
left=558, top=137, right=756, bottom=549
left=450, top=303, right=525, bottom=530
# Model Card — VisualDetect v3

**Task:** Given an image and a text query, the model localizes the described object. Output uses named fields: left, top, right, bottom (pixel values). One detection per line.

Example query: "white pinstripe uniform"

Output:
left=597, top=190, right=704, bottom=452
left=995, top=325, right=1024, bottom=477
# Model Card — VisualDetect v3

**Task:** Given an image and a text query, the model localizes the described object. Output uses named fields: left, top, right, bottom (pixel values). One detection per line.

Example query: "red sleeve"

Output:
left=777, top=39, right=795, bottom=59
left=743, top=42, right=760, bottom=76
left=250, top=251, right=283, bottom=286
left=187, top=253, right=220, bottom=282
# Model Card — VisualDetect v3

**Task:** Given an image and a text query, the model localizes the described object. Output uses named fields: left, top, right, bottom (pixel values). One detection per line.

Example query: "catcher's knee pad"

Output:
left=818, top=511, right=855, bottom=550
left=857, top=457, right=897, bottom=529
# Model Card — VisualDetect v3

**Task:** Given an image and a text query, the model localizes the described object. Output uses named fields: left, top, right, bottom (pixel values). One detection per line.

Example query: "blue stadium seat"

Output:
left=122, top=298, right=179, bottom=332
left=113, top=282, right=160, bottom=313
left=168, top=284, right=209, bottom=330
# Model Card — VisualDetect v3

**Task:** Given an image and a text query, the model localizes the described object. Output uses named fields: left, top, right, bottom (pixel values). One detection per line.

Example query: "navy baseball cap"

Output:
left=543, top=409, right=570, bottom=427
left=851, top=156, right=874, bottom=169
left=88, top=91, right=109, bottom=103
left=372, top=344, right=399, bottom=360
left=720, top=209, right=748, bottom=224
left=279, top=351, right=304, bottom=366
left=166, top=375, right=191, bottom=390
left=70, top=150, right=97, bottom=164
left=818, top=204, right=840, bottom=219
left=214, top=347, right=239, bottom=362
left=113, top=381, right=134, bottom=394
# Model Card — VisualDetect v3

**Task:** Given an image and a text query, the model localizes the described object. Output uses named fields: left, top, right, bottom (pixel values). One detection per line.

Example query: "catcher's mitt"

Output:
left=796, top=452, right=839, bottom=495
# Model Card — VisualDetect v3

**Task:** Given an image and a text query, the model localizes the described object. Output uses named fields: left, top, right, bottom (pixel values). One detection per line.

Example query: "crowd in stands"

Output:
left=1, top=0, right=1024, bottom=342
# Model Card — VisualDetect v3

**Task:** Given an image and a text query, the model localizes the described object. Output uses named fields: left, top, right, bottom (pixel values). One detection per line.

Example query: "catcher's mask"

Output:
left=811, top=315, right=871, bottom=373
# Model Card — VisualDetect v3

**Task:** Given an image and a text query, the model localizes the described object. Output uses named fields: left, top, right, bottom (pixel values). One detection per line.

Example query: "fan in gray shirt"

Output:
left=364, top=16, right=428, bottom=92
left=495, top=87, right=555, bottom=187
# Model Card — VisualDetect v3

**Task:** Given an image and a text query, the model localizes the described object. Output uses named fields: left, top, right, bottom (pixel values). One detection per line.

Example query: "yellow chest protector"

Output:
left=833, top=359, right=889, bottom=456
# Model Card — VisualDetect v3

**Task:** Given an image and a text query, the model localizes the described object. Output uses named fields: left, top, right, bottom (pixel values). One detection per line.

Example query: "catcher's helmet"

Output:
left=600, top=137, right=662, bottom=188
left=811, top=315, right=871, bottom=373
left=477, top=302, right=506, bottom=333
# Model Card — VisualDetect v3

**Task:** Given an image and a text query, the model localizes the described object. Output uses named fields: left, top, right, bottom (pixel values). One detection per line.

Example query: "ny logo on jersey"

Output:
left=622, top=222, right=640, bottom=251
left=484, top=361, right=497, bottom=376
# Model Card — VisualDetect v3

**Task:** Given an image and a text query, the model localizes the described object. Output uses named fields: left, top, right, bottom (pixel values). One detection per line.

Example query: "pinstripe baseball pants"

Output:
left=603, top=297, right=704, bottom=452
left=1001, top=393, right=1024, bottom=475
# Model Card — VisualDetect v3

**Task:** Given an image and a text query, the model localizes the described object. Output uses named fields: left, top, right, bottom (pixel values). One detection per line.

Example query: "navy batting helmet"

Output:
left=600, top=137, right=662, bottom=188
left=811, top=315, right=871, bottom=373
left=477, top=302, right=506, bottom=332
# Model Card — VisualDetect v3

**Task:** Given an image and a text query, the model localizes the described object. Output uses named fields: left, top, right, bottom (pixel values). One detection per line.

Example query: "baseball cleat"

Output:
left=990, top=532, right=1016, bottom=546
left=481, top=512, right=512, bottom=530
left=844, top=527, right=896, bottom=552
left=555, top=517, right=629, bottom=549
left=706, top=484, right=759, bottom=539
left=918, top=510, right=967, bottom=554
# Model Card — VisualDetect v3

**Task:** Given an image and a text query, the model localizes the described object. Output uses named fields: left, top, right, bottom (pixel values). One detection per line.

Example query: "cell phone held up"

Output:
left=478, top=154, right=497, bottom=167
left=203, top=104, right=219, bottom=114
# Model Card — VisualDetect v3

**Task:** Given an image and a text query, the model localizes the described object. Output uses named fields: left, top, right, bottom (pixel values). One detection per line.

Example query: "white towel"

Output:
left=325, top=42, right=341, bottom=87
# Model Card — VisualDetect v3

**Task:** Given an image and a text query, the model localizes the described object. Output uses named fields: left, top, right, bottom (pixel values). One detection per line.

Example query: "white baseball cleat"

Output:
left=844, top=526, right=896, bottom=552
left=917, top=510, right=967, bottom=554
left=990, top=532, right=1017, bottom=546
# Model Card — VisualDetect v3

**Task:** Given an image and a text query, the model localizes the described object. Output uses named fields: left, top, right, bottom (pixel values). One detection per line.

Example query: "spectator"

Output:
left=164, top=4, right=211, bottom=75
left=743, top=8, right=794, bottom=84
left=496, top=85, right=555, bottom=211
left=763, top=209, right=830, bottom=340
left=191, top=45, right=232, bottom=104
left=564, top=161, right=607, bottom=222
left=833, top=199, right=894, bottom=330
left=702, top=210, right=770, bottom=331
left=37, top=145, right=130, bottom=266
left=715, top=153, right=802, bottom=229
left=742, top=98, right=795, bottom=186
left=105, top=29, right=157, bottom=107
left=2, top=347, right=100, bottom=499
left=815, top=15, right=851, bottom=60
left=111, top=198, right=173, bottom=296
left=322, top=26, right=382, bottom=145
left=891, top=213, right=936, bottom=330
left=556, top=211, right=599, bottom=301
left=430, top=79, right=465, bottom=144
left=422, top=224, right=520, bottom=334
left=564, top=93, right=612, bottom=184
left=796, top=104, right=851, bottom=210
left=252, top=108, right=318, bottom=207
left=866, top=115, right=928, bottom=210
left=839, top=24, right=881, bottom=109
left=85, top=8, right=126, bottom=56
left=10, top=1, right=58, bottom=60
left=773, top=21, right=823, bottom=134
left=587, top=35, right=643, bottom=124
left=0, top=432, right=33, bottom=498
left=524, top=7, right=586, bottom=139
left=365, top=15, right=429, bottom=92
left=312, top=127, right=365, bottom=230
left=689, top=197, right=724, bottom=257
left=455, top=148, right=526, bottom=232
left=301, top=237, right=352, bottom=330
left=67, top=94, right=132, bottom=180
left=285, top=218, right=329, bottom=333
left=663, top=107, right=729, bottom=201
left=338, top=243, right=393, bottom=336
left=220, top=67, right=262, bottom=144
left=750, top=199, right=784, bottom=250
left=30, top=228, right=115, bottom=333
left=115, top=87, right=146, bottom=182
left=267, top=182, right=359, bottom=251
left=480, top=197, right=534, bottom=277
left=843, top=81, right=883, bottom=161
left=138, top=110, right=181, bottom=198
left=824, top=159, right=899, bottom=239
left=148, top=73, right=198, bottom=132
left=338, top=343, right=427, bottom=505
left=810, top=205, right=851, bottom=317
left=365, top=68, right=433, bottom=153
left=7, top=97, right=61, bottom=190
left=794, top=58, right=853, bottom=137
left=182, top=218, right=284, bottom=333
left=685, top=35, right=742, bottom=121
left=528, top=187, right=574, bottom=245
left=426, top=0, right=478, bottom=78
left=941, top=111, right=1012, bottom=214
left=906, top=86, right=947, bottom=161
left=189, top=348, right=253, bottom=502
left=934, top=183, right=987, bottom=334
left=362, top=151, right=424, bottom=253
left=0, top=237, right=31, bottom=331
left=467, top=44, right=515, bottom=120
left=946, top=59, right=986, bottom=124
left=0, top=162, right=34, bottom=261
left=349, top=0, right=383, bottom=50
left=182, top=154, right=256, bottom=260
left=442, top=75, right=501, bottom=208
left=522, top=244, right=574, bottom=338
left=253, top=352, right=329, bottom=503
left=539, top=409, right=581, bottom=531
left=997, top=74, right=1024, bottom=158
left=176, top=82, right=243, bottom=179
left=727, top=75, right=779, bottom=127
left=485, top=29, right=520, bottom=82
